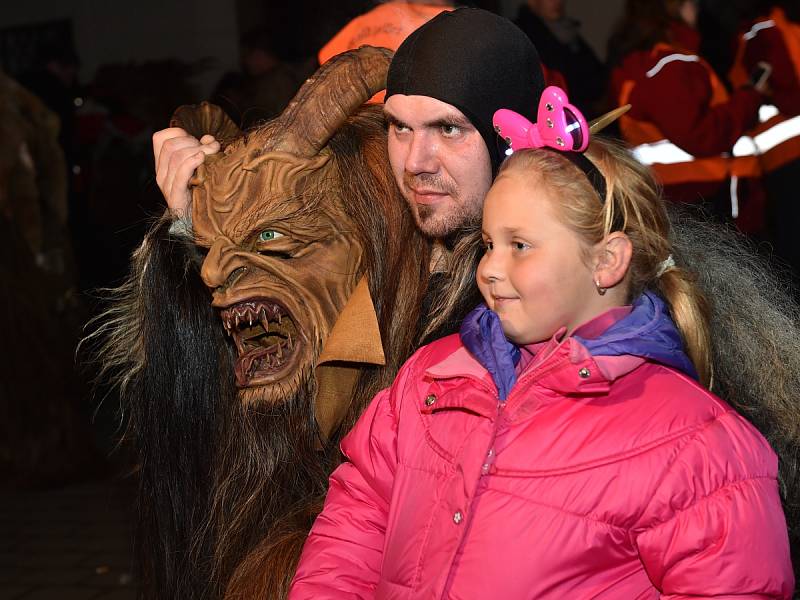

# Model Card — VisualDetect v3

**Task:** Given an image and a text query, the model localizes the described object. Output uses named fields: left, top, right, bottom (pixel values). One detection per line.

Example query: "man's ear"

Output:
left=593, top=232, right=632, bottom=290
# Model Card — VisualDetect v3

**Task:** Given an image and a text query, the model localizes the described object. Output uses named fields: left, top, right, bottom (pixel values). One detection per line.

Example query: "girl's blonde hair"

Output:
left=494, top=138, right=713, bottom=386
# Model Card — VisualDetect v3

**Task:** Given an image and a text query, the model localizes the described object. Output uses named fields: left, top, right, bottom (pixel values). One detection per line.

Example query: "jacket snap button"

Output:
left=453, top=510, right=463, bottom=524
left=578, top=367, right=591, bottom=379
left=424, top=394, right=437, bottom=406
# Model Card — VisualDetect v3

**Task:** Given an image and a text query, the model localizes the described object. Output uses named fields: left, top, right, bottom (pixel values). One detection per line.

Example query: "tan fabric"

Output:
left=315, top=276, right=385, bottom=438
left=428, top=239, right=451, bottom=274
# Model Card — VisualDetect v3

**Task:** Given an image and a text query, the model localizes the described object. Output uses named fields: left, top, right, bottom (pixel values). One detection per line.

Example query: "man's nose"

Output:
left=201, top=236, right=248, bottom=291
left=405, top=132, right=438, bottom=174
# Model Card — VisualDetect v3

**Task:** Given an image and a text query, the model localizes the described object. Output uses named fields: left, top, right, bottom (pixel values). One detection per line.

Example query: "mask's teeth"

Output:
left=287, top=333, right=293, bottom=350
left=235, top=335, right=245, bottom=355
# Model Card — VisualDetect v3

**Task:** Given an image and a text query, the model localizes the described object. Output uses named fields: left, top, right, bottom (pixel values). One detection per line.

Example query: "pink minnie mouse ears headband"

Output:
left=493, top=86, right=607, bottom=202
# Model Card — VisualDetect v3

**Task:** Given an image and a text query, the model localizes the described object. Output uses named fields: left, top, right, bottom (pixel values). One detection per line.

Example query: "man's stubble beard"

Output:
left=409, top=189, right=483, bottom=239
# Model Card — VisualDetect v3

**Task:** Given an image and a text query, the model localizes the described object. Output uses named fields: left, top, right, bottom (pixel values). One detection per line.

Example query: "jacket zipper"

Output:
left=436, top=354, right=573, bottom=597
left=440, top=398, right=504, bottom=598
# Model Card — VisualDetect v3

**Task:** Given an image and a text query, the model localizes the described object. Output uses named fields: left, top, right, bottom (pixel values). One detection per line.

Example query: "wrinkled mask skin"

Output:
left=191, top=146, right=362, bottom=405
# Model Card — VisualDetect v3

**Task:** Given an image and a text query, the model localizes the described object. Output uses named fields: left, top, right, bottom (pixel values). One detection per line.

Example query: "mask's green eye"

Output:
left=258, top=230, right=284, bottom=242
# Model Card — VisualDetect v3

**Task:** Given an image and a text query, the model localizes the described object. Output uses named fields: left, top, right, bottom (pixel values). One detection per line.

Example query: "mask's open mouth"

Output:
left=220, top=300, right=300, bottom=387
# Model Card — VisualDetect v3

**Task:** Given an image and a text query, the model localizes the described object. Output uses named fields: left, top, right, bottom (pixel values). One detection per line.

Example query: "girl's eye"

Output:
left=513, top=241, right=529, bottom=251
left=258, top=230, right=284, bottom=242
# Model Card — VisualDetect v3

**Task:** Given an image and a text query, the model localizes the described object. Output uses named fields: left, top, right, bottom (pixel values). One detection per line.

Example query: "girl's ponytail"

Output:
left=655, top=264, right=713, bottom=387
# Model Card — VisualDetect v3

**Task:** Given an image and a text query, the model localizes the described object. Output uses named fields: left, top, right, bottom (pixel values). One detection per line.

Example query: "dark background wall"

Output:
left=0, top=1, right=628, bottom=99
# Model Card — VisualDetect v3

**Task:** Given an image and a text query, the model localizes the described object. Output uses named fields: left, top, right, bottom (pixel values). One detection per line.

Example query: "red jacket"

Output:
left=730, top=6, right=800, bottom=117
left=611, top=43, right=762, bottom=203
left=729, top=7, right=800, bottom=175
left=290, top=306, right=792, bottom=598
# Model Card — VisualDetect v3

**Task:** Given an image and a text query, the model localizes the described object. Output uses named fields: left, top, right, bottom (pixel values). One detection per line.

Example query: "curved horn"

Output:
left=264, top=46, right=393, bottom=156
left=589, top=104, right=631, bottom=134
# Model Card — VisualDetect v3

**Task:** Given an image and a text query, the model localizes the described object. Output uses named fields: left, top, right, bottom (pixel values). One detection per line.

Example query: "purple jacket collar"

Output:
left=459, top=291, right=697, bottom=400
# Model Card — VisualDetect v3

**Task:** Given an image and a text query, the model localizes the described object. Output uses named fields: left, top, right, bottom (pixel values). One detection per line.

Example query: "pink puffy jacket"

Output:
left=289, top=328, right=793, bottom=598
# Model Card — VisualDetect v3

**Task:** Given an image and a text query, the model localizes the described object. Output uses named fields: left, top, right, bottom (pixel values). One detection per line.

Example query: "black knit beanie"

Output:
left=385, top=7, right=545, bottom=171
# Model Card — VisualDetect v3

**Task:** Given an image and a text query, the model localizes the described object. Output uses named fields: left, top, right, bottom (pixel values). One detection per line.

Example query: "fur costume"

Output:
left=93, top=47, right=431, bottom=599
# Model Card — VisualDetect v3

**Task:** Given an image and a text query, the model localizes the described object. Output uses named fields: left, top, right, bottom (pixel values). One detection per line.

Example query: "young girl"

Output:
left=288, top=89, right=794, bottom=598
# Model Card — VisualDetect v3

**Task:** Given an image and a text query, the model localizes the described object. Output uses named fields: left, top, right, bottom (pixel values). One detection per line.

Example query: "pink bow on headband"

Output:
left=493, top=86, right=589, bottom=154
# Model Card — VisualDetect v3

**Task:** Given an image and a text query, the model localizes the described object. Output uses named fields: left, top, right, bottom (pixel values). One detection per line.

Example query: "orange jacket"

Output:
left=729, top=6, right=800, bottom=173
left=318, top=2, right=451, bottom=103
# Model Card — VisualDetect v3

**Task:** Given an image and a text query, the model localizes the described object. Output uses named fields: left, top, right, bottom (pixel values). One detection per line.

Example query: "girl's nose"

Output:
left=478, top=250, right=506, bottom=284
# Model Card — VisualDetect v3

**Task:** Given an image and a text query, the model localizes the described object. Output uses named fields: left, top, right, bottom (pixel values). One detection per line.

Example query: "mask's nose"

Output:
left=201, top=236, right=247, bottom=291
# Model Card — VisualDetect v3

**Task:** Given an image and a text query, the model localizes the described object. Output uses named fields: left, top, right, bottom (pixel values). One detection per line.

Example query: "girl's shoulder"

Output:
left=624, top=362, right=776, bottom=468
left=404, top=333, right=465, bottom=374
left=382, top=334, right=466, bottom=403
left=621, top=365, right=779, bottom=531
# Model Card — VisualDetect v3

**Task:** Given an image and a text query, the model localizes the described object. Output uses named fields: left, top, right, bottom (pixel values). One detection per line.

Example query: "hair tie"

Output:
left=656, top=255, right=676, bottom=277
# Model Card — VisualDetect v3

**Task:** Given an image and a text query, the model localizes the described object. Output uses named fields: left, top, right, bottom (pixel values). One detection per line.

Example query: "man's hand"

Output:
left=153, top=128, right=220, bottom=218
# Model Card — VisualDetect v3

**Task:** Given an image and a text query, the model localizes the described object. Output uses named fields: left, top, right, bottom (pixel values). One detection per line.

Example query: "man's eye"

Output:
left=442, top=124, right=461, bottom=137
left=392, top=123, right=410, bottom=134
left=258, top=230, right=284, bottom=242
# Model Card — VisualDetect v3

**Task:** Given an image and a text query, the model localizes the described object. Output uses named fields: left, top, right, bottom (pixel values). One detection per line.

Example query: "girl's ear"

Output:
left=593, top=232, right=633, bottom=291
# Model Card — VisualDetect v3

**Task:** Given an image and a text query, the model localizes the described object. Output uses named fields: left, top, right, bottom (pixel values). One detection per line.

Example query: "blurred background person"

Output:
left=211, top=24, right=315, bottom=128
left=514, top=0, right=608, bottom=116
left=608, top=0, right=769, bottom=237
left=729, top=0, right=800, bottom=290
left=0, top=68, right=102, bottom=488
left=317, top=0, right=454, bottom=103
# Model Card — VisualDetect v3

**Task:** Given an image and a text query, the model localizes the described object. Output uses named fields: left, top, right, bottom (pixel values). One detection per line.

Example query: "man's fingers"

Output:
left=162, top=144, right=207, bottom=202
left=167, top=152, right=205, bottom=216
left=152, top=125, right=221, bottom=217
left=155, top=136, right=202, bottom=188
left=161, top=140, right=220, bottom=197
left=198, top=140, right=221, bottom=155
left=152, top=127, right=188, bottom=166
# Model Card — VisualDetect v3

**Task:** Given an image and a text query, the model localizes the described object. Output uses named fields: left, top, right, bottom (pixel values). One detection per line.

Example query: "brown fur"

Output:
left=92, top=101, right=431, bottom=599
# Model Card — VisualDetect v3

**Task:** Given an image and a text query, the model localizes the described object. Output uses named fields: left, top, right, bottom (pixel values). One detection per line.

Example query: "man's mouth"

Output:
left=409, top=187, right=448, bottom=205
left=219, top=299, right=301, bottom=387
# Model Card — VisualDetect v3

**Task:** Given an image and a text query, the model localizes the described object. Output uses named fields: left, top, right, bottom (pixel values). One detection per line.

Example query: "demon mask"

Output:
left=98, top=46, right=430, bottom=599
